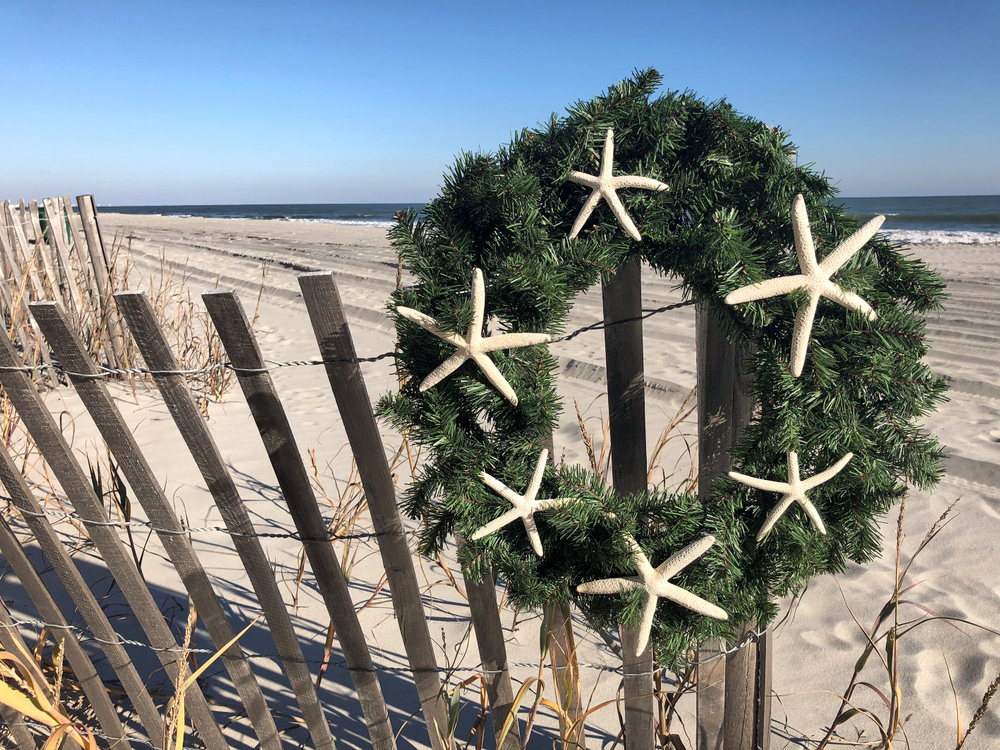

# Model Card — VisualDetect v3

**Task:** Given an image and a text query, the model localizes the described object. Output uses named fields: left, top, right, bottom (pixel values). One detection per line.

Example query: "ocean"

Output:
left=104, top=195, right=1000, bottom=245
left=102, top=203, right=420, bottom=229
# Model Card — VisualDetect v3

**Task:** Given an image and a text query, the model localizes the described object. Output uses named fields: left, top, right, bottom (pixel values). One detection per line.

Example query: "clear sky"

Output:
left=3, top=0, right=997, bottom=204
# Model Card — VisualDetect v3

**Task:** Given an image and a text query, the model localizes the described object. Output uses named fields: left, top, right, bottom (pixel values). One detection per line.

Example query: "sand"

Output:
left=5, top=212, right=998, bottom=749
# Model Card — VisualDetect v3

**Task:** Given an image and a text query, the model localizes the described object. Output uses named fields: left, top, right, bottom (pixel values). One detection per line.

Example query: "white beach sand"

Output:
left=7, top=213, right=998, bottom=749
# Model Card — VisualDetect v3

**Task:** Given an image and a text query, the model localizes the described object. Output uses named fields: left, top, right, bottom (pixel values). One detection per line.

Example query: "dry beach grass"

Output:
left=1, top=213, right=997, bottom=749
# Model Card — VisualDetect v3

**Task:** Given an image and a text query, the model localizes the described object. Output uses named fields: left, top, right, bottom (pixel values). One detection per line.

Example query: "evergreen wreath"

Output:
left=378, top=69, right=947, bottom=669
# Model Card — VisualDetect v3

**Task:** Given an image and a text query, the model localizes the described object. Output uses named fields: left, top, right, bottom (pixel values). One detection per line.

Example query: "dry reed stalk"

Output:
left=816, top=497, right=1000, bottom=749
left=0, top=636, right=99, bottom=750
left=958, top=669, right=1000, bottom=749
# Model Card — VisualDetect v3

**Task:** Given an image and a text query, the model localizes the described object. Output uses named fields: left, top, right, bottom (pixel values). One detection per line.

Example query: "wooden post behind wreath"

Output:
left=695, top=303, right=771, bottom=750
left=601, top=258, right=655, bottom=750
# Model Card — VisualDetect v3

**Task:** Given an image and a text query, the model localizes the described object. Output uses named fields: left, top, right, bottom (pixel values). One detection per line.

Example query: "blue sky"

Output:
left=3, top=0, right=997, bottom=204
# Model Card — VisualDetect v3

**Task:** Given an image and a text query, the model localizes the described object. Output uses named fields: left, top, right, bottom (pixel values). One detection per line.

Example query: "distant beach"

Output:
left=102, top=195, right=1000, bottom=245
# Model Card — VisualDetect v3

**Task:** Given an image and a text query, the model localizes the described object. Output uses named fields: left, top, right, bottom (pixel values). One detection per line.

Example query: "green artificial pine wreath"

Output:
left=377, top=69, right=947, bottom=669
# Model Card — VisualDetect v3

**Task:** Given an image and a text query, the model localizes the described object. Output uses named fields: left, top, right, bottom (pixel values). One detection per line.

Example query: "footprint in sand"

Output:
left=800, top=619, right=866, bottom=651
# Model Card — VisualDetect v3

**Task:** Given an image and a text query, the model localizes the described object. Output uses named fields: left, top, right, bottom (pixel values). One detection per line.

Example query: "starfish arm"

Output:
left=787, top=451, right=800, bottom=486
left=470, top=508, right=524, bottom=541
left=567, top=171, right=601, bottom=189
left=791, top=194, right=820, bottom=276
left=790, top=293, right=821, bottom=377
left=396, top=307, right=466, bottom=346
left=478, top=331, right=551, bottom=352
left=822, top=282, right=877, bottom=320
left=728, top=471, right=793, bottom=495
left=621, top=534, right=656, bottom=580
left=756, top=494, right=798, bottom=540
left=657, top=582, right=729, bottom=621
left=633, top=591, right=659, bottom=656
left=576, top=577, right=643, bottom=595
left=524, top=450, right=549, bottom=502
left=568, top=188, right=605, bottom=240
left=818, top=215, right=886, bottom=276
left=724, top=275, right=807, bottom=305
left=473, top=352, right=519, bottom=405
left=657, top=535, right=717, bottom=580
left=602, top=185, right=642, bottom=241
left=479, top=472, right=524, bottom=507
left=801, top=452, right=854, bottom=491
left=613, top=175, right=670, bottom=192
left=797, top=497, right=827, bottom=535
left=469, top=268, right=486, bottom=339
left=600, top=128, right=615, bottom=178
left=420, top=350, right=470, bottom=391
left=522, top=514, right=544, bottom=557
left=533, top=498, right=576, bottom=522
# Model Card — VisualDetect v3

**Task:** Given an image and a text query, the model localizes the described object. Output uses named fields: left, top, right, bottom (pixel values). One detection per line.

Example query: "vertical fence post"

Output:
left=695, top=302, right=769, bottom=750
left=457, top=536, right=522, bottom=750
left=113, top=290, right=338, bottom=750
left=601, top=258, right=654, bottom=750
left=201, top=290, right=398, bottom=750
left=297, top=272, right=453, bottom=750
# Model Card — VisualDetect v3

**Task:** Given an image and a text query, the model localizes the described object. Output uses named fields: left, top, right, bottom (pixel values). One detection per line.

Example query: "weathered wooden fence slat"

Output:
left=0, top=333, right=228, bottom=750
left=26, top=202, right=59, bottom=301
left=694, top=301, right=770, bottom=750
left=602, top=257, right=654, bottom=750
left=76, top=195, right=125, bottom=368
left=113, top=289, right=338, bottom=750
left=202, top=289, right=398, bottom=750
left=0, top=204, right=22, bottom=280
left=1, top=201, right=57, bottom=387
left=754, top=628, right=773, bottom=749
left=0, top=222, right=31, bottom=353
left=29, top=300, right=283, bottom=750
left=3, top=201, right=44, bottom=300
left=61, top=197, right=103, bottom=320
left=0, top=443, right=165, bottom=746
left=457, top=535, right=521, bottom=750
left=0, top=515, right=132, bottom=750
left=41, top=198, right=86, bottom=317
left=297, top=272, right=452, bottom=750
left=0, top=703, right=39, bottom=750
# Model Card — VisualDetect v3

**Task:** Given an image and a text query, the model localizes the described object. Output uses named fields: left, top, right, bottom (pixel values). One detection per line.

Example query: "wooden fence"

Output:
left=0, top=202, right=772, bottom=750
left=0, top=195, right=129, bottom=384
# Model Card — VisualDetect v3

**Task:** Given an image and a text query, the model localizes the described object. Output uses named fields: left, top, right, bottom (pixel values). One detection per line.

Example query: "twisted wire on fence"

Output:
left=1, top=614, right=767, bottom=674
left=0, top=299, right=695, bottom=380
left=0, top=295, right=731, bottom=720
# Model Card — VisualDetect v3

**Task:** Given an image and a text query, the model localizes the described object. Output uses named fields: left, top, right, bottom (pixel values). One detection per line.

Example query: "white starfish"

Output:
left=577, top=533, right=728, bottom=656
left=395, top=268, right=550, bottom=406
left=567, top=128, right=669, bottom=241
left=729, top=451, right=854, bottom=541
left=725, top=194, right=884, bottom=377
left=471, top=449, right=574, bottom=557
